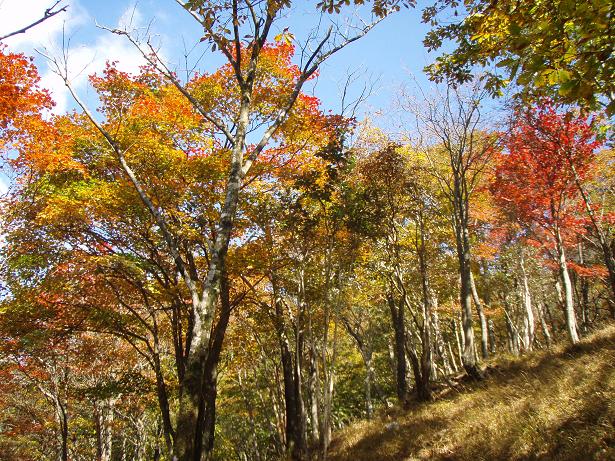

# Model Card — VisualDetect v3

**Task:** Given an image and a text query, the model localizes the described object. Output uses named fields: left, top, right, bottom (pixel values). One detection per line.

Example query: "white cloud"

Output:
left=40, top=30, right=148, bottom=113
left=1, top=1, right=157, bottom=115
left=0, top=176, right=8, bottom=195
left=0, top=0, right=87, bottom=48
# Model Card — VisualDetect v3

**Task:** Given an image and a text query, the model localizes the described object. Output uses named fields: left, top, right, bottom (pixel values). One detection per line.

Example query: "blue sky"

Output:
left=0, top=0, right=440, bottom=192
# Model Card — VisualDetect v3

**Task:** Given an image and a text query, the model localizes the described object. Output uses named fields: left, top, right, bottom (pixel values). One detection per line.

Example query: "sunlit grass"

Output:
left=329, top=324, right=615, bottom=461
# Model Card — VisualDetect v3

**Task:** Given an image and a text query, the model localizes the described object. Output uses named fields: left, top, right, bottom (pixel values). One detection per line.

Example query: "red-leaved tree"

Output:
left=492, top=104, right=607, bottom=343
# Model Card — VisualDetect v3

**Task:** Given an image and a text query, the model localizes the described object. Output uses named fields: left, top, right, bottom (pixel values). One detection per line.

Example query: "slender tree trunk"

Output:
left=469, top=271, right=489, bottom=359
left=454, top=197, right=482, bottom=378
left=432, top=309, right=452, bottom=375
left=459, top=261, right=481, bottom=378
left=387, top=291, right=408, bottom=403
left=406, top=339, right=423, bottom=399
left=453, top=318, right=464, bottom=368
left=341, top=319, right=376, bottom=418
left=504, top=308, right=520, bottom=356
left=59, top=403, right=68, bottom=461
left=544, top=296, right=558, bottom=335
left=487, top=319, right=496, bottom=354
left=519, top=251, right=535, bottom=351
left=308, top=341, right=320, bottom=449
left=95, top=398, right=114, bottom=461
left=272, top=282, right=305, bottom=461
left=536, top=301, right=552, bottom=347
left=555, top=228, right=580, bottom=344
left=577, top=242, right=590, bottom=332
left=447, top=341, right=459, bottom=372
left=363, top=351, right=374, bottom=418
left=153, top=344, right=174, bottom=455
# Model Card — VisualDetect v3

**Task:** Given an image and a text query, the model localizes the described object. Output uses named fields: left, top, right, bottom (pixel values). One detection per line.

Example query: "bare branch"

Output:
left=0, top=1, right=68, bottom=42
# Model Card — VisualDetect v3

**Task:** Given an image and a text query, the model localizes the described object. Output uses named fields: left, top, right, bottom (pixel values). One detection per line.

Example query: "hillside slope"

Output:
left=328, top=325, right=615, bottom=461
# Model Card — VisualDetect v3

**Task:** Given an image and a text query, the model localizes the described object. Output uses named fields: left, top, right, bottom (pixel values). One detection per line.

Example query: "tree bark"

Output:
left=95, top=398, right=114, bottom=461
left=536, top=301, right=552, bottom=347
left=487, top=319, right=497, bottom=354
left=519, top=251, right=535, bottom=351
left=555, top=227, right=580, bottom=344
left=469, top=270, right=489, bottom=359
left=417, top=227, right=432, bottom=400
left=387, top=290, right=408, bottom=403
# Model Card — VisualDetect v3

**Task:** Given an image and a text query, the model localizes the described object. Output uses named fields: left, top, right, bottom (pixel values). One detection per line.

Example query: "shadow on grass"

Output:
left=329, top=325, right=615, bottom=461
left=328, top=411, right=451, bottom=461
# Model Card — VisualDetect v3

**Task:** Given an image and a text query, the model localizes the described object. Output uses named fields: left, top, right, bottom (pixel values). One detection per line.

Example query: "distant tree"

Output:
left=402, top=82, right=497, bottom=380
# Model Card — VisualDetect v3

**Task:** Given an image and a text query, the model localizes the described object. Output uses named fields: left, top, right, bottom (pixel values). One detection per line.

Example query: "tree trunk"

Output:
left=504, top=308, right=520, bottom=356
left=272, top=288, right=305, bottom=461
left=95, top=398, right=114, bottom=461
left=363, top=352, right=374, bottom=418
left=487, top=319, right=497, bottom=354
left=417, top=227, right=433, bottom=400
left=555, top=228, right=579, bottom=344
left=454, top=197, right=482, bottom=378
left=406, top=340, right=424, bottom=400
left=387, top=291, right=408, bottom=403
left=519, top=251, right=535, bottom=351
left=431, top=309, right=452, bottom=375
left=536, top=301, right=552, bottom=347
left=459, top=263, right=481, bottom=378
left=453, top=318, right=464, bottom=369
left=469, top=270, right=489, bottom=359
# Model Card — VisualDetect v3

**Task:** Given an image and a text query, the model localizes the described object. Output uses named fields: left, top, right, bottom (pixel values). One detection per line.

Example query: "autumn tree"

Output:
left=402, top=82, right=497, bottom=379
left=33, top=2, right=409, bottom=458
left=491, top=104, right=608, bottom=343
left=510, top=105, right=614, bottom=316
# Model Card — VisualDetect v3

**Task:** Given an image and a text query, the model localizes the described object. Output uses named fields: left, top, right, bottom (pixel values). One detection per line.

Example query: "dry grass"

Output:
left=328, top=324, right=615, bottom=461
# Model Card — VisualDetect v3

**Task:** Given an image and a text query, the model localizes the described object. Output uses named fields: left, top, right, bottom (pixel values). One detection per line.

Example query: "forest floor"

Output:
left=328, top=323, right=615, bottom=461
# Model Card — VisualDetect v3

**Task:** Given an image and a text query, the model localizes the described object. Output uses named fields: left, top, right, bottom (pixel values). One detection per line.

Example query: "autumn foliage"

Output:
left=492, top=104, right=604, bottom=246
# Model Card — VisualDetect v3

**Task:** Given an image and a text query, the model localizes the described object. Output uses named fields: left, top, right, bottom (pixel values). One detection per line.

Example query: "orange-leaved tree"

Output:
left=3, top=40, right=347, bottom=460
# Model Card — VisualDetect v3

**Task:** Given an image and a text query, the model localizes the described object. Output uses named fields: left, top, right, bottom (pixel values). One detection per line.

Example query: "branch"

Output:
left=96, top=23, right=236, bottom=146
left=241, top=17, right=385, bottom=176
left=0, top=1, right=68, bottom=42
left=38, top=49, right=202, bottom=306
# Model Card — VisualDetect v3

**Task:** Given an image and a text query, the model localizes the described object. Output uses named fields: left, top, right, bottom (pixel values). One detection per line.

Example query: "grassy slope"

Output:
left=328, top=324, right=615, bottom=461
